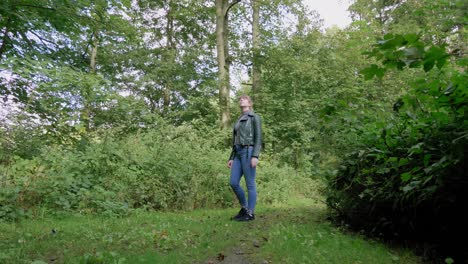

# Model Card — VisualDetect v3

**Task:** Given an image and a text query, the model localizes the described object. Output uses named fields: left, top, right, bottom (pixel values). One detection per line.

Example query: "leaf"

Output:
left=401, top=173, right=412, bottom=182
left=423, top=46, right=448, bottom=72
left=423, top=154, right=431, bottom=167
left=402, top=185, right=414, bottom=192
left=381, top=128, right=387, bottom=139
left=403, top=33, right=419, bottom=44
left=436, top=56, right=448, bottom=69
left=361, top=64, right=386, bottom=80
left=393, top=98, right=404, bottom=112
left=121, top=0, right=131, bottom=8
left=423, top=60, right=435, bottom=72
left=442, top=83, right=455, bottom=95
left=391, top=255, right=400, bottom=262
left=405, top=111, right=417, bottom=120
left=398, top=158, right=409, bottom=167
left=378, top=34, right=406, bottom=50
left=403, top=47, right=423, bottom=60
left=217, top=253, right=225, bottom=261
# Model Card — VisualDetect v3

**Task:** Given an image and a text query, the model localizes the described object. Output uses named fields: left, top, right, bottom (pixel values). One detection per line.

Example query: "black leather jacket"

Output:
left=228, top=111, right=262, bottom=160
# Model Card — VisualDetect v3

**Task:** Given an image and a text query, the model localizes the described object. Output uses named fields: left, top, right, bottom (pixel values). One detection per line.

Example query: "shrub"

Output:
left=326, top=34, right=468, bottom=261
left=0, top=122, right=315, bottom=221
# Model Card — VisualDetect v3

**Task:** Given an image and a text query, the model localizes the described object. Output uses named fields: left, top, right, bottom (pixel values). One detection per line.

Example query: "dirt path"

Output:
left=203, top=238, right=267, bottom=264
left=199, top=200, right=327, bottom=264
left=201, top=214, right=281, bottom=264
left=207, top=246, right=253, bottom=264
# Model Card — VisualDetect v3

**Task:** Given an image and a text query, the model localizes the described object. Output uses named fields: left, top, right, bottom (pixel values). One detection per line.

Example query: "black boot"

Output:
left=235, top=210, right=255, bottom=222
left=232, top=207, right=247, bottom=220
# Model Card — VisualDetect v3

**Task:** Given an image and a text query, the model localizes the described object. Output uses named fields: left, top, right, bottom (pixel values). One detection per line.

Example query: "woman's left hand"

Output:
left=251, top=157, right=259, bottom=168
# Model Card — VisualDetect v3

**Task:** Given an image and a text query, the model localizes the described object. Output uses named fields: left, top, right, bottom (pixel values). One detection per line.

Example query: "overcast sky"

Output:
left=303, top=0, right=352, bottom=29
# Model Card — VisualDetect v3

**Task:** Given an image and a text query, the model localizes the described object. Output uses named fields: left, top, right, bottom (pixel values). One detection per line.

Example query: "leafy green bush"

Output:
left=0, top=187, right=28, bottom=221
left=0, top=122, right=317, bottom=221
left=326, top=34, right=468, bottom=261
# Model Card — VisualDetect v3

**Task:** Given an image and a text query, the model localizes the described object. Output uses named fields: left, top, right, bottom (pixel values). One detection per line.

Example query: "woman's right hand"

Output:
left=227, top=160, right=233, bottom=169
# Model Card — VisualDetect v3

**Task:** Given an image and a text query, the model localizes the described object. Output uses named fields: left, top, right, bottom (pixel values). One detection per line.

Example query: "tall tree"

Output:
left=82, top=4, right=102, bottom=132
left=0, top=0, right=133, bottom=142
left=251, top=0, right=261, bottom=103
left=216, top=0, right=240, bottom=129
left=162, top=0, right=175, bottom=116
left=348, top=0, right=404, bottom=35
left=120, top=0, right=216, bottom=120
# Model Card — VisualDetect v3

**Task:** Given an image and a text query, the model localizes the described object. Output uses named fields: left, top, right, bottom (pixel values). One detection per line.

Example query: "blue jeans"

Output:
left=230, top=145, right=257, bottom=212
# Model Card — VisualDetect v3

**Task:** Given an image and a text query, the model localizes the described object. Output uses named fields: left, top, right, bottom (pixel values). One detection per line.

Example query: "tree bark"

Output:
left=251, top=0, right=261, bottom=103
left=216, top=0, right=230, bottom=129
left=216, top=0, right=241, bottom=129
left=90, top=30, right=99, bottom=73
left=83, top=25, right=99, bottom=132
left=163, top=0, right=174, bottom=116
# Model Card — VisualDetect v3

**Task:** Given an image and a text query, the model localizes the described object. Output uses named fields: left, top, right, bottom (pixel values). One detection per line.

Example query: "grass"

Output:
left=0, top=198, right=421, bottom=264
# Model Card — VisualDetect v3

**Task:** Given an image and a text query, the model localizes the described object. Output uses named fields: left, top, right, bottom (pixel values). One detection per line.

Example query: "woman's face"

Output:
left=239, top=98, right=251, bottom=109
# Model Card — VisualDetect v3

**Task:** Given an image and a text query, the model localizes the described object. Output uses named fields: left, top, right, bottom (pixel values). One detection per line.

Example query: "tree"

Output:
left=348, top=0, right=404, bottom=35
left=0, top=0, right=86, bottom=103
left=251, top=0, right=261, bottom=103
left=0, top=0, right=86, bottom=60
left=0, top=0, right=134, bottom=142
left=116, top=0, right=216, bottom=122
left=215, top=0, right=240, bottom=129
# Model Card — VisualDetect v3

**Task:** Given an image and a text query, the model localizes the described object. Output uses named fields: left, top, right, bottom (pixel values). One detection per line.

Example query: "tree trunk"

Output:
left=216, top=0, right=240, bottom=129
left=216, top=0, right=230, bottom=129
left=163, top=0, right=174, bottom=116
left=83, top=27, right=99, bottom=132
left=90, top=30, right=98, bottom=73
left=251, top=0, right=261, bottom=104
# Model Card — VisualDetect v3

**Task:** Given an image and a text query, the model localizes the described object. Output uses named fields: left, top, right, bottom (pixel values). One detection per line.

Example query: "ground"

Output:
left=0, top=198, right=420, bottom=263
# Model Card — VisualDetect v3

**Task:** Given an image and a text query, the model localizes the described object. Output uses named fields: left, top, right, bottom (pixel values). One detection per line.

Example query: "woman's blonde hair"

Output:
left=239, top=95, right=253, bottom=110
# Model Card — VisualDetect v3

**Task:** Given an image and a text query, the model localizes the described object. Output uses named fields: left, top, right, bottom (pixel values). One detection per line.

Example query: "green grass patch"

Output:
left=0, top=208, right=245, bottom=263
left=0, top=199, right=421, bottom=263
left=257, top=214, right=418, bottom=263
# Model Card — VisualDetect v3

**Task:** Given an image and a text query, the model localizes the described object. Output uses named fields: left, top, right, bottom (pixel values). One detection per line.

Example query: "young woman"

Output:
left=227, top=95, right=262, bottom=222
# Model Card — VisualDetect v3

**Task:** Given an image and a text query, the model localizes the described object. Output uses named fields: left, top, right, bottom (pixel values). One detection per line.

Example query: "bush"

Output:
left=0, top=122, right=315, bottom=221
left=326, top=34, right=468, bottom=261
left=326, top=116, right=467, bottom=249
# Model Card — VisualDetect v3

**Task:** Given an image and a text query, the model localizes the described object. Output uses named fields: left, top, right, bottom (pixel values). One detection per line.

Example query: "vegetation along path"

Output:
left=0, top=198, right=420, bottom=264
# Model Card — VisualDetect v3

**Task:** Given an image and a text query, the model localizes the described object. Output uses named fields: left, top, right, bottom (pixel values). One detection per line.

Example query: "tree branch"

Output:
left=29, top=30, right=58, bottom=48
left=12, top=4, right=56, bottom=11
left=82, top=32, right=94, bottom=59
left=18, top=31, right=35, bottom=52
left=13, top=3, right=90, bottom=21
left=244, top=14, right=253, bottom=25
left=0, top=17, right=12, bottom=58
left=225, top=0, right=241, bottom=17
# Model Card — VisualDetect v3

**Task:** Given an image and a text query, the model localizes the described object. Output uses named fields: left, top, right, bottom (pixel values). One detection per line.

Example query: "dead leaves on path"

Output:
left=217, top=252, right=225, bottom=261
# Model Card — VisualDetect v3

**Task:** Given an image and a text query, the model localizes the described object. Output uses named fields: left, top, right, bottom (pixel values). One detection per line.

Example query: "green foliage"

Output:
left=256, top=27, right=411, bottom=176
left=0, top=0, right=85, bottom=58
left=0, top=122, right=315, bottom=221
left=361, top=33, right=451, bottom=79
left=0, top=187, right=28, bottom=221
left=326, top=33, right=467, bottom=261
